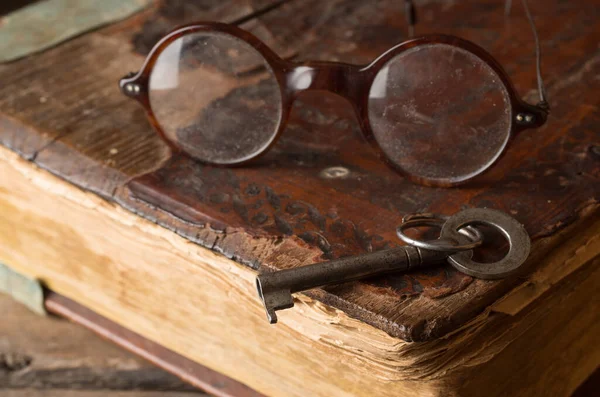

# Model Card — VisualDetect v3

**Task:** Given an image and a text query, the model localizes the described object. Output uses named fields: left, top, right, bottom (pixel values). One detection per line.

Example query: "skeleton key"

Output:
left=256, top=208, right=530, bottom=324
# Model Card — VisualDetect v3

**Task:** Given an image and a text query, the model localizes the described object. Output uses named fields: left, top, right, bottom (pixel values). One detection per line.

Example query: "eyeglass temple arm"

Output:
left=404, top=0, right=416, bottom=38
left=514, top=0, right=549, bottom=110
left=405, top=0, right=549, bottom=111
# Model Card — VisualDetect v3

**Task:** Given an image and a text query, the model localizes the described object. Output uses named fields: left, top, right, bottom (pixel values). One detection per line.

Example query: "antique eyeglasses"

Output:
left=120, top=0, right=548, bottom=186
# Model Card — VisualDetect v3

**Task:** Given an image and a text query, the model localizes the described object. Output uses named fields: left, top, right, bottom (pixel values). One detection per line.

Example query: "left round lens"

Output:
left=367, top=43, right=512, bottom=185
left=149, top=31, right=282, bottom=164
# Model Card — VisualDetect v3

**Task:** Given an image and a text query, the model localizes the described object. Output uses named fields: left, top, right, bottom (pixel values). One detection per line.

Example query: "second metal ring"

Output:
left=396, top=215, right=483, bottom=252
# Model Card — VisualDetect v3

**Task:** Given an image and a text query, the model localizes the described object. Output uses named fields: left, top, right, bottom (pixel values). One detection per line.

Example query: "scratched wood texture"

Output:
left=0, top=0, right=598, bottom=341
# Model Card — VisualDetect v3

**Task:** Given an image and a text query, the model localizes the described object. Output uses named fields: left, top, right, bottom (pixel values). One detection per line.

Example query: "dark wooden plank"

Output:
left=0, top=0, right=598, bottom=341
left=0, top=295, right=202, bottom=394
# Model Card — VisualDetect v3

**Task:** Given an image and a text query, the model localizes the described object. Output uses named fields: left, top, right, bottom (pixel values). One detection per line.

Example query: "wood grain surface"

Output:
left=0, top=0, right=598, bottom=342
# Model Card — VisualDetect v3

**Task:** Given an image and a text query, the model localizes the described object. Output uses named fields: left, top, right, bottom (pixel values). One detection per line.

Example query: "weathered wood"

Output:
left=6, top=0, right=594, bottom=340
left=0, top=0, right=598, bottom=394
left=0, top=295, right=201, bottom=393
left=0, top=144, right=598, bottom=397
left=457, top=257, right=600, bottom=397
left=0, top=0, right=284, bottom=195
left=0, top=147, right=437, bottom=397
left=120, top=0, right=600, bottom=339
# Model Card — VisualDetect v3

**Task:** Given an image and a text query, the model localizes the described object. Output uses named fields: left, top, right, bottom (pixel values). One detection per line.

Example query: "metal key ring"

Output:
left=396, top=215, right=483, bottom=252
left=441, top=208, right=531, bottom=279
left=402, top=213, right=483, bottom=244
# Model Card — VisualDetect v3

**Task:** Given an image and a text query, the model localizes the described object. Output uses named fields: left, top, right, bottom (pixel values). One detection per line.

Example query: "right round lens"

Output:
left=368, top=43, right=512, bottom=184
left=149, top=31, right=283, bottom=164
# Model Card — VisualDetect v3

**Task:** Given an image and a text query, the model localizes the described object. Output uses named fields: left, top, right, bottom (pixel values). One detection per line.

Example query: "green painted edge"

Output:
left=0, top=0, right=152, bottom=63
left=0, top=262, right=46, bottom=316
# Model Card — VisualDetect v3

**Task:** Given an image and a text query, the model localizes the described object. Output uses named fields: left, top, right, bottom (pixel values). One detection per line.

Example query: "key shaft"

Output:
left=256, top=246, right=448, bottom=323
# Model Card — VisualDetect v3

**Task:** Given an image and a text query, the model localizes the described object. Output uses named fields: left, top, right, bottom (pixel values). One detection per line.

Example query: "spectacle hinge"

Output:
left=515, top=100, right=548, bottom=129
left=119, top=71, right=144, bottom=98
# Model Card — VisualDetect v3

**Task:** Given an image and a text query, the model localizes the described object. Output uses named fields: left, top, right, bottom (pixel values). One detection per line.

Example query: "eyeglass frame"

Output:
left=120, top=21, right=548, bottom=187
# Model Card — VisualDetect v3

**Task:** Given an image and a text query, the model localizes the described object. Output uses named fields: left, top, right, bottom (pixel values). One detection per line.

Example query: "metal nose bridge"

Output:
left=286, top=62, right=362, bottom=100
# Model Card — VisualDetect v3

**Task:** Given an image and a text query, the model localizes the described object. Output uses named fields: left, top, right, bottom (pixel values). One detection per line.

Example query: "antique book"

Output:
left=0, top=1, right=598, bottom=396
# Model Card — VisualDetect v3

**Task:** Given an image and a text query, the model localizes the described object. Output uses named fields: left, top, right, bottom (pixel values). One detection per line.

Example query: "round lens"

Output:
left=368, top=43, right=512, bottom=184
left=149, top=31, right=282, bottom=164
